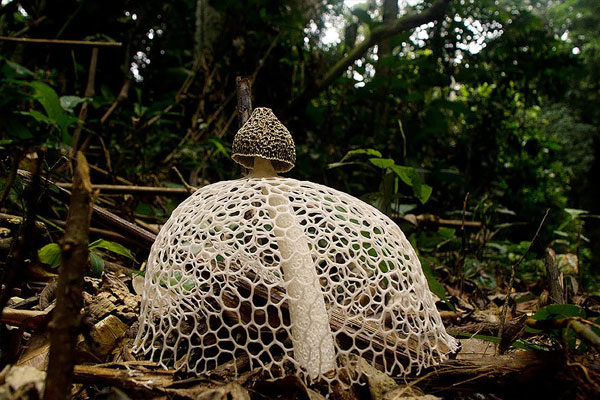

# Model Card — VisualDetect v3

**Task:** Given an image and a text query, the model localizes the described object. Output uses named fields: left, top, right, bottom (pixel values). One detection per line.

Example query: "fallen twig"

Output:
left=398, top=213, right=482, bottom=228
left=17, top=169, right=157, bottom=246
left=54, top=182, right=192, bottom=195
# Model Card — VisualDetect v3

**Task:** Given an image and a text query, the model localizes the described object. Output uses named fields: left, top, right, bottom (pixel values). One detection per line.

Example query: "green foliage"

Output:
left=38, top=239, right=135, bottom=277
left=37, top=243, right=62, bottom=269
left=329, top=149, right=432, bottom=214
left=3, top=0, right=600, bottom=294
left=532, top=304, right=586, bottom=322
left=88, top=239, right=136, bottom=261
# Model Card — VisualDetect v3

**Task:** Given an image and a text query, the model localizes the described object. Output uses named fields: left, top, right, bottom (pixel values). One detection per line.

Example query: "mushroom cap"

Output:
left=232, top=107, right=296, bottom=172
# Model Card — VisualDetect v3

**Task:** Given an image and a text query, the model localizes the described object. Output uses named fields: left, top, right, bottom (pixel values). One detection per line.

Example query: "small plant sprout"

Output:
left=134, top=107, right=458, bottom=386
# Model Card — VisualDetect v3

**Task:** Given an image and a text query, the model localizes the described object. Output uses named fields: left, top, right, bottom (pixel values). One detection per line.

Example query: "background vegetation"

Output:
left=1, top=0, right=598, bottom=297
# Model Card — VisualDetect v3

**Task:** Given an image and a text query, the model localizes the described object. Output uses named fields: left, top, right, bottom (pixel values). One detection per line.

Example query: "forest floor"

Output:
left=1, top=168, right=599, bottom=400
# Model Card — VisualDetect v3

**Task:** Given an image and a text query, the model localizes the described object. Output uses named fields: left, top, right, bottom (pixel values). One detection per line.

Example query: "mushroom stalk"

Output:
left=253, top=157, right=336, bottom=379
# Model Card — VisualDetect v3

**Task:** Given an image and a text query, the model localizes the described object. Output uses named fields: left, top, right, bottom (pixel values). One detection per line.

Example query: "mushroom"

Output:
left=134, top=107, right=457, bottom=385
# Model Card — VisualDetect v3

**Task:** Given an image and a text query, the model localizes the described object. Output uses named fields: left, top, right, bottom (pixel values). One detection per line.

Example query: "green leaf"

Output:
left=437, top=227, right=456, bottom=239
left=369, top=158, right=395, bottom=169
left=59, top=96, right=86, bottom=112
left=419, top=257, right=448, bottom=302
left=533, top=304, right=586, bottom=321
left=564, top=208, right=588, bottom=219
left=207, top=137, right=230, bottom=157
left=389, top=165, right=432, bottom=203
left=14, top=80, right=78, bottom=139
left=418, top=184, right=433, bottom=203
left=88, top=239, right=135, bottom=260
left=340, top=148, right=382, bottom=162
left=389, top=165, right=414, bottom=186
left=89, top=252, right=105, bottom=277
left=18, top=110, right=57, bottom=126
left=38, top=243, right=61, bottom=268
left=3, top=60, right=34, bottom=77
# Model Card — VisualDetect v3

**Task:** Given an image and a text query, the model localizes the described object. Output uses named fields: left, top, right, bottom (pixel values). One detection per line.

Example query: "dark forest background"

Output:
left=1, top=0, right=599, bottom=295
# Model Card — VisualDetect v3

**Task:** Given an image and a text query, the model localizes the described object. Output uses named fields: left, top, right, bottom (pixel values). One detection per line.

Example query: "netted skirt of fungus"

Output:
left=133, top=177, right=458, bottom=386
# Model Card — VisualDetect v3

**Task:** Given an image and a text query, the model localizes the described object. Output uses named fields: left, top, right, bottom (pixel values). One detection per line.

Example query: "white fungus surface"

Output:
left=134, top=176, right=458, bottom=385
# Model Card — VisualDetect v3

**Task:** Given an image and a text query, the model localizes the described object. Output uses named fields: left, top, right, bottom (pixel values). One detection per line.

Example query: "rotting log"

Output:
left=44, top=152, right=93, bottom=400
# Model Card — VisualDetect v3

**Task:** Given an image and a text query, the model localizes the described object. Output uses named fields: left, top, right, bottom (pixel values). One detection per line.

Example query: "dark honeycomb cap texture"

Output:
left=232, top=107, right=296, bottom=172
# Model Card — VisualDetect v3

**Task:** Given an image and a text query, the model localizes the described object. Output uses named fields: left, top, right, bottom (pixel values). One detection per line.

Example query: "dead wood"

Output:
left=17, top=169, right=157, bottom=246
left=0, top=307, right=52, bottom=330
left=44, top=152, right=93, bottom=400
left=54, top=182, right=192, bottom=195
left=399, top=213, right=482, bottom=229
left=545, top=248, right=566, bottom=304
left=72, top=363, right=174, bottom=393
left=236, top=76, right=253, bottom=128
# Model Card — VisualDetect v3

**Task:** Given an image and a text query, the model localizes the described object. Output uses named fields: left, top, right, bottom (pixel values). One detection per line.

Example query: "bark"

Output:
left=545, top=248, right=566, bottom=304
left=236, top=76, right=253, bottom=128
left=44, top=152, right=93, bottom=400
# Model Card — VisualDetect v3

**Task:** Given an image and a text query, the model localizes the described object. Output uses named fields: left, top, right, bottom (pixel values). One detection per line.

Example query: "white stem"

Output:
left=252, top=157, right=336, bottom=379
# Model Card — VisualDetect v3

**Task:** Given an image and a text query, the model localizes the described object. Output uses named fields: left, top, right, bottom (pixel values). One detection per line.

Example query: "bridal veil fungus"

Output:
left=134, top=107, right=458, bottom=386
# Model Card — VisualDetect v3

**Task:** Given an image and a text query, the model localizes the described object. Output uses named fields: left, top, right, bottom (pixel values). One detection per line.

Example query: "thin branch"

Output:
left=54, top=182, right=193, bottom=195
left=17, top=169, right=157, bottom=246
left=100, top=80, right=130, bottom=124
left=72, top=47, right=99, bottom=152
left=171, top=166, right=197, bottom=194
left=0, top=36, right=122, bottom=47
left=250, top=33, right=280, bottom=84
